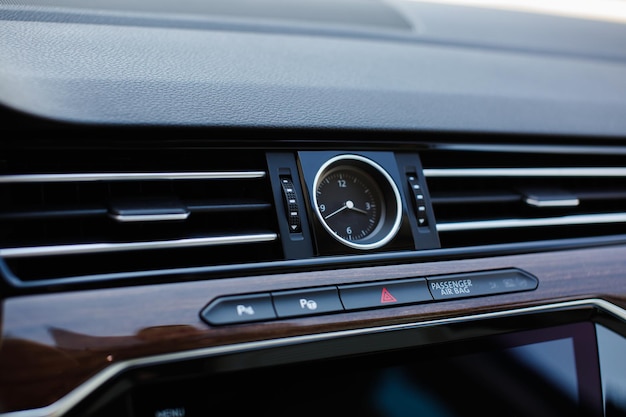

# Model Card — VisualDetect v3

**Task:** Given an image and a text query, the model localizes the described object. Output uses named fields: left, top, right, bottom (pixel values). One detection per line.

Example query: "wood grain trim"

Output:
left=2, top=243, right=626, bottom=413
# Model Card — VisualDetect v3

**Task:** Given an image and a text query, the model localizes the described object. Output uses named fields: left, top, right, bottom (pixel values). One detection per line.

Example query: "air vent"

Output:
left=0, top=149, right=282, bottom=284
left=422, top=150, right=626, bottom=248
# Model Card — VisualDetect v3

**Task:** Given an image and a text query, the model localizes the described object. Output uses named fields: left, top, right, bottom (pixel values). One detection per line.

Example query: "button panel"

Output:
left=199, top=269, right=538, bottom=326
left=407, top=173, right=428, bottom=227
left=280, top=176, right=302, bottom=233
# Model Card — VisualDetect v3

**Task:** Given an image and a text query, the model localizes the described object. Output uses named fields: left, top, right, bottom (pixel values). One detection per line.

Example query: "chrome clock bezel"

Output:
left=312, top=154, right=403, bottom=250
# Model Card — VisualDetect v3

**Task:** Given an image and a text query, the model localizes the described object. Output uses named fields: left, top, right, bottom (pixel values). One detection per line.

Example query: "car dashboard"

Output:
left=1, top=1, right=626, bottom=416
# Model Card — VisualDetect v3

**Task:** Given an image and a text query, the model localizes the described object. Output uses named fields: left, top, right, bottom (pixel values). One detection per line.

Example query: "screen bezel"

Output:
left=131, top=321, right=603, bottom=417
left=68, top=304, right=613, bottom=417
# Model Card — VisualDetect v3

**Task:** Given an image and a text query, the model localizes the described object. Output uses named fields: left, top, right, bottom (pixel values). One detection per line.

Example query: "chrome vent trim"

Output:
left=423, top=163, right=626, bottom=247
left=424, top=168, right=626, bottom=178
left=0, top=234, right=278, bottom=258
left=0, top=157, right=282, bottom=282
left=523, top=196, right=580, bottom=208
left=0, top=171, right=266, bottom=183
left=109, top=212, right=191, bottom=222
left=437, top=213, right=626, bottom=232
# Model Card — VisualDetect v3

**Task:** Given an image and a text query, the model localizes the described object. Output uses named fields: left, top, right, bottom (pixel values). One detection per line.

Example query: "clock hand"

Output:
left=324, top=203, right=347, bottom=220
left=349, top=206, right=368, bottom=214
left=345, top=200, right=368, bottom=215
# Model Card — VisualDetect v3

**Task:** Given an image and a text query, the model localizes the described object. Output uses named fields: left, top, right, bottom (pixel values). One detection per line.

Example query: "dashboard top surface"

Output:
left=1, top=0, right=626, bottom=137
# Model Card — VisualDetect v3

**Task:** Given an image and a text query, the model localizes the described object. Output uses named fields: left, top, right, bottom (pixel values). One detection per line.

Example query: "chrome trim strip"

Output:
left=0, top=172, right=266, bottom=183
left=524, top=197, right=580, bottom=207
left=434, top=143, right=626, bottom=156
left=423, top=168, right=626, bottom=177
left=436, top=212, right=626, bottom=232
left=2, top=299, right=624, bottom=417
left=109, top=213, right=191, bottom=222
left=0, top=234, right=278, bottom=258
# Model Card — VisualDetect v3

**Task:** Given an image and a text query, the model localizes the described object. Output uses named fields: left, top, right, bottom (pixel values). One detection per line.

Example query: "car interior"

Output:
left=1, top=0, right=626, bottom=416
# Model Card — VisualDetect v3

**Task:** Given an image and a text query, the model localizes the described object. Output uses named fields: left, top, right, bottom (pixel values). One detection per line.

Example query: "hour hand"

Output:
left=346, top=200, right=367, bottom=215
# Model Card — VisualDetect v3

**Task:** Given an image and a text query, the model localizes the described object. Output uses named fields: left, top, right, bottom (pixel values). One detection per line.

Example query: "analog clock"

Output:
left=312, top=154, right=402, bottom=250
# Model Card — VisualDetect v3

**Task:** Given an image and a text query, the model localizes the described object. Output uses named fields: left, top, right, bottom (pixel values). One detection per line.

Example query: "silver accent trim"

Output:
left=109, top=213, right=191, bottom=222
left=436, top=212, right=626, bottom=232
left=423, top=168, right=626, bottom=178
left=3, top=298, right=625, bottom=417
left=0, top=172, right=266, bottom=183
left=0, top=234, right=278, bottom=258
left=435, top=143, right=626, bottom=156
left=524, top=197, right=580, bottom=207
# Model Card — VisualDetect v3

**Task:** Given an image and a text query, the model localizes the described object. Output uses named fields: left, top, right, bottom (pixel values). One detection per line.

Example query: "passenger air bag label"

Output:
left=430, top=279, right=473, bottom=295
left=427, top=269, right=538, bottom=300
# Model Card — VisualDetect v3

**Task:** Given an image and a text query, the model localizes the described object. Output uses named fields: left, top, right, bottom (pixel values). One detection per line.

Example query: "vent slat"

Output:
left=0, top=233, right=278, bottom=258
left=0, top=171, right=267, bottom=183
left=437, top=213, right=626, bottom=232
left=0, top=150, right=283, bottom=282
left=575, top=190, right=626, bottom=201
left=422, top=150, right=626, bottom=248
left=186, top=199, right=272, bottom=212
left=424, top=168, right=626, bottom=177
left=431, top=192, right=521, bottom=205
left=0, top=206, right=107, bottom=220
left=0, top=199, right=273, bottom=222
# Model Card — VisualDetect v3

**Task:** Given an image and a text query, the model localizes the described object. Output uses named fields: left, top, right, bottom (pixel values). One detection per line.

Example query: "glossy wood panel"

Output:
left=2, top=244, right=626, bottom=412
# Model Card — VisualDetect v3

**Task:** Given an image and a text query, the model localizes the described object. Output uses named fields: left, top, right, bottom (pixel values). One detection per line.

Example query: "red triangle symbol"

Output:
left=380, top=287, right=397, bottom=304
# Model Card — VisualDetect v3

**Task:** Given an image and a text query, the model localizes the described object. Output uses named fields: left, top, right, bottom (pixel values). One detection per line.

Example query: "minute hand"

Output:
left=324, top=204, right=347, bottom=220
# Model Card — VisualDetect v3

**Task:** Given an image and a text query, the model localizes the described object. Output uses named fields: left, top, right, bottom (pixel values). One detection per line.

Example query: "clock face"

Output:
left=315, top=166, right=383, bottom=242
left=313, top=155, right=402, bottom=250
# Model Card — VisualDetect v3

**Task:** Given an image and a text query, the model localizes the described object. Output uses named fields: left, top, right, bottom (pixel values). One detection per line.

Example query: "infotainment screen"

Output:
left=132, top=321, right=603, bottom=417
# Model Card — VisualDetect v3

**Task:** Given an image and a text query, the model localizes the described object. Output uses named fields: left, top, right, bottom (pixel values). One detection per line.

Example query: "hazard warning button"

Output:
left=338, top=278, right=432, bottom=311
